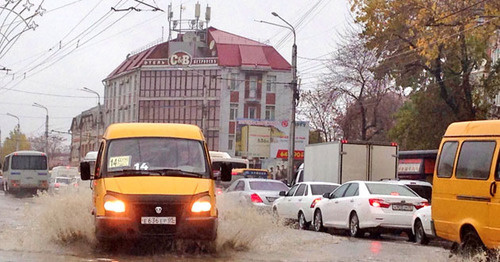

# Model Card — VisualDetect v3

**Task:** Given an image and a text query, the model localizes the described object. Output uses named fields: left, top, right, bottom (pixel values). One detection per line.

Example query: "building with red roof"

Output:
left=71, top=26, right=306, bottom=167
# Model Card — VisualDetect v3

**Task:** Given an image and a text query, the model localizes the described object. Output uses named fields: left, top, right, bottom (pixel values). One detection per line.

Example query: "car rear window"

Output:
left=249, top=181, right=289, bottom=191
left=56, top=178, right=72, bottom=185
left=406, top=185, right=432, bottom=203
left=366, top=183, right=419, bottom=197
left=12, top=155, right=47, bottom=170
left=310, top=184, right=339, bottom=195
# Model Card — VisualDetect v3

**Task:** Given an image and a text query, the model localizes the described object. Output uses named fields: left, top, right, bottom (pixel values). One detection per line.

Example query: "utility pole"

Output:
left=82, top=87, right=102, bottom=150
left=33, top=103, right=49, bottom=154
left=270, top=12, right=298, bottom=183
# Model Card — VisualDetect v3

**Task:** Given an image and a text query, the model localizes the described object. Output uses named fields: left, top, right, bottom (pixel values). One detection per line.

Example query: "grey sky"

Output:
left=0, top=0, right=350, bottom=144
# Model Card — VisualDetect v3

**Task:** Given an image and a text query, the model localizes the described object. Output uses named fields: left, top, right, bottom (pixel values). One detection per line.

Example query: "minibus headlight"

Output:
left=191, top=196, right=212, bottom=213
left=104, top=195, right=126, bottom=213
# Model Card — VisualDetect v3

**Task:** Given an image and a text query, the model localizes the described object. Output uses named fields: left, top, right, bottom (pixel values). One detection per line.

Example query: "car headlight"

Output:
left=104, top=195, right=126, bottom=213
left=191, top=195, right=212, bottom=213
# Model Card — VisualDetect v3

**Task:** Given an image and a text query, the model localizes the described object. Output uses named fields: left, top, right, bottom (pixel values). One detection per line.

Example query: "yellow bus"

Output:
left=80, top=123, right=231, bottom=245
left=432, top=120, right=500, bottom=253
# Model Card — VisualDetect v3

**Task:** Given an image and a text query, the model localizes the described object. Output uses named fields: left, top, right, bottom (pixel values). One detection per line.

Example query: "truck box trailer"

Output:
left=303, top=140, right=398, bottom=184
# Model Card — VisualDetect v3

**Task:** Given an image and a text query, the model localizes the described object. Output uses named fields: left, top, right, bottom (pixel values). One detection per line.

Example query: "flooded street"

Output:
left=0, top=189, right=473, bottom=261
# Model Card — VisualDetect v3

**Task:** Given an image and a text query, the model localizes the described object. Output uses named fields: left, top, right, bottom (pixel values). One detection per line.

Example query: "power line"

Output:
left=0, top=0, right=133, bottom=93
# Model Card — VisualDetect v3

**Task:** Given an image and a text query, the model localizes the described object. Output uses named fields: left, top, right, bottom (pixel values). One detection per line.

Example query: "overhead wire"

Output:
left=0, top=0, right=132, bottom=93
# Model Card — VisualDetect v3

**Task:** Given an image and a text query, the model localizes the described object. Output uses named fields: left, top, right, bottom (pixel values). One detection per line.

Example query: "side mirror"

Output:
left=279, top=191, right=286, bottom=196
left=220, top=162, right=232, bottom=182
left=80, top=161, right=91, bottom=181
left=322, top=192, right=330, bottom=198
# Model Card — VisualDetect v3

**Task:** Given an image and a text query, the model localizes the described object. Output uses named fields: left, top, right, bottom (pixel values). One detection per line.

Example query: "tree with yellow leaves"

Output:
left=351, top=0, right=499, bottom=148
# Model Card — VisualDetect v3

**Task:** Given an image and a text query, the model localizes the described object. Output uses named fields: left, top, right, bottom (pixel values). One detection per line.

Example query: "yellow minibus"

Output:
left=432, top=120, right=500, bottom=252
left=80, top=123, right=231, bottom=245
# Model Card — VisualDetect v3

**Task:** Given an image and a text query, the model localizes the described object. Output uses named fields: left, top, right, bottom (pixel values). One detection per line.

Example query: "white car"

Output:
left=272, top=182, right=340, bottom=229
left=224, top=178, right=289, bottom=209
left=412, top=205, right=435, bottom=244
left=49, top=176, right=73, bottom=192
left=313, top=181, right=429, bottom=239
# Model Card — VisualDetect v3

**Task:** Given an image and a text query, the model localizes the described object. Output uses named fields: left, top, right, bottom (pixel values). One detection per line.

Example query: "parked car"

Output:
left=384, top=179, right=433, bottom=203
left=313, top=181, right=429, bottom=239
left=412, top=205, right=435, bottom=245
left=224, top=178, right=289, bottom=210
left=49, top=177, right=73, bottom=192
left=272, top=182, right=340, bottom=229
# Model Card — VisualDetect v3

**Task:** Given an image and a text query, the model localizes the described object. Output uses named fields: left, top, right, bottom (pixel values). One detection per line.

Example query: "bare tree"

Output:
left=322, top=29, right=399, bottom=141
left=29, top=134, right=68, bottom=167
left=299, top=87, right=341, bottom=142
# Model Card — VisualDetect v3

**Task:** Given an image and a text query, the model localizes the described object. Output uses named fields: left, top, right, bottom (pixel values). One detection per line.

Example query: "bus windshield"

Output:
left=12, top=155, right=47, bottom=170
left=104, top=137, right=209, bottom=178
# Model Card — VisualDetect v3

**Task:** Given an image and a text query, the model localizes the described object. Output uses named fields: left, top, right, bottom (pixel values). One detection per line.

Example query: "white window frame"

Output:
left=249, top=76, right=258, bottom=98
left=266, top=75, right=276, bottom=93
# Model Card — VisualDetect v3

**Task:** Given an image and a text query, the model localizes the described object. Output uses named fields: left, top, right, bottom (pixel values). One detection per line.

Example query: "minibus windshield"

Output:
left=105, top=137, right=209, bottom=178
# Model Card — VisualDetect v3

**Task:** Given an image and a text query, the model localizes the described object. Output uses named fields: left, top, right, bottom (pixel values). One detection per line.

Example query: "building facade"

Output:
left=69, top=26, right=306, bottom=168
left=69, top=106, right=101, bottom=166
left=101, top=27, right=294, bottom=160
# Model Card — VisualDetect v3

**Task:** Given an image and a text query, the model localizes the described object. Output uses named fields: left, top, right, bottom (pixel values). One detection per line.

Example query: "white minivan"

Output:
left=2, top=150, right=49, bottom=194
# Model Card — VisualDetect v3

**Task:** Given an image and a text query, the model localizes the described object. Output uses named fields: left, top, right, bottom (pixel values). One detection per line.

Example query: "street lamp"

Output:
left=6, top=112, right=20, bottom=151
left=33, top=102, right=49, bottom=154
left=81, top=87, right=102, bottom=150
left=269, top=12, right=298, bottom=183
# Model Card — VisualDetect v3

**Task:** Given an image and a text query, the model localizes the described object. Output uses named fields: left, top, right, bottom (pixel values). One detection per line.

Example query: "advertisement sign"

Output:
left=398, top=159, right=423, bottom=174
left=143, top=51, right=218, bottom=67
left=236, top=119, right=309, bottom=159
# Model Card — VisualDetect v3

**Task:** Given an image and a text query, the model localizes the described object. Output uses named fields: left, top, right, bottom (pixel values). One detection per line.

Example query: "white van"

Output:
left=2, top=150, right=49, bottom=194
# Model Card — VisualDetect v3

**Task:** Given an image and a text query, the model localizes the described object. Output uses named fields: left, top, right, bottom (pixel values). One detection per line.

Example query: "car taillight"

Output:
left=250, top=193, right=263, bottom=203
left=310, top=197, right=322, bottom=208
left=415, top=201, right=430, bottom=210
left=55, top=183, right=60, bottom=188
left=369, top=198, right=390, bottom=208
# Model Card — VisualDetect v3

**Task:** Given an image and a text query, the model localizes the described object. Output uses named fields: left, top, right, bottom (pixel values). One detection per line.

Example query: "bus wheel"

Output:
left=461, top=229, right=485, bottom=257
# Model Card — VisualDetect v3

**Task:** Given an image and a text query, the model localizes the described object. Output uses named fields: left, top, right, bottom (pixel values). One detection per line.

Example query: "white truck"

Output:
left=302, top=140, right=398, bottom=184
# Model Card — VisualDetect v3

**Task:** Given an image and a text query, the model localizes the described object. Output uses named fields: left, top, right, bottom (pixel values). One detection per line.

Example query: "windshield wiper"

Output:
left=149, top=168, right=203, bottom=178
left=110, top=169, right=163, bottom=177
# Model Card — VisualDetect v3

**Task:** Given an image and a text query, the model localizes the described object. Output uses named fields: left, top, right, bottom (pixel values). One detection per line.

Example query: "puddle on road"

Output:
left=0, top=189, right=341, bottom=261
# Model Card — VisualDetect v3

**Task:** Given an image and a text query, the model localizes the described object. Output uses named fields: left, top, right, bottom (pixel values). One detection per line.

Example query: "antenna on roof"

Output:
left=195, top=2, right=200, bottom=20
left=205, top=5, right=211, bottom=27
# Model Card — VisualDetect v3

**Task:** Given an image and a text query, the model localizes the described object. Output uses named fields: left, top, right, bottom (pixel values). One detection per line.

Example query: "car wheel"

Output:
left=460, top=229, right=486, bottom=257
left=414, top=219, right=429, bottom=245
left=272, top=207, right=279, bottom=222
left=349, top=212, right=362, bottom=238
left=298, top=212, right=310, bottom=230
left=313, top=210, right=326, bottom=232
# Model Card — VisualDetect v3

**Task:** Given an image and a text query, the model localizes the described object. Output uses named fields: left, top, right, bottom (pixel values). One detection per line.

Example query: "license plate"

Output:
left=141, top=216, right=176, bottom=225
left=392, top=204, right=413, bottom=211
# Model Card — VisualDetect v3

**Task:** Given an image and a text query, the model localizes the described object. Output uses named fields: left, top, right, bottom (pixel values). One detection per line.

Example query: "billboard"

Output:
left=236, top=119, right=309, bottom=159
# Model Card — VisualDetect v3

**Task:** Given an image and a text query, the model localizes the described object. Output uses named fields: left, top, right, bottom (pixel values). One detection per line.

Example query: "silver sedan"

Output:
left=224, top=178, right=290, bottom=210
